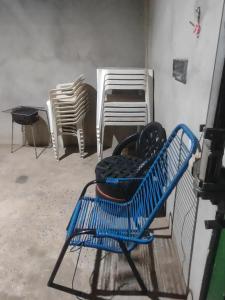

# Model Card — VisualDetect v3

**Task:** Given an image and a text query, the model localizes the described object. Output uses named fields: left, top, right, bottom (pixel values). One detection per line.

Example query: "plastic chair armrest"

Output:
left=112, top=133, right=139, bottom=155
left=50, top=89, right=73, bottom=95
left=49, top=90, right=74, bottom=98
left=49, top=94, right=75, bottom=101
left=56, top=82, right=74, bottom=89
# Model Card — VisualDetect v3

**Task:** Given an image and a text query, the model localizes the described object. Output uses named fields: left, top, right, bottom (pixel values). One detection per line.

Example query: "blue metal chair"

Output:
left=48, top=124, right=198, bottom=297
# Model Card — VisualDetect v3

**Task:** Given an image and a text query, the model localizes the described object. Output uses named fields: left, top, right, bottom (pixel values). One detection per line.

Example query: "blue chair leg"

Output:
left=47, top=232, right=106, bottom=300
left=48, top=232, right=147, bottom=297
left=118, top=241, right=147, bottom=292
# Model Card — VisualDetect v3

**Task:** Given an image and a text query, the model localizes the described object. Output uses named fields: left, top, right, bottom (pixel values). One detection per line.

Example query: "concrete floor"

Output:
left=0, top=145, right=98, bottom=300
left=0, top=145, right=186, bottom=300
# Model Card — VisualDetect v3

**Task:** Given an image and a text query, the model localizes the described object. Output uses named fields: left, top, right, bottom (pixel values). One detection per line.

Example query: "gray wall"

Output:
left=0, top=0, right=145, bottom=144
left=147, top=0, right=224, bottom=299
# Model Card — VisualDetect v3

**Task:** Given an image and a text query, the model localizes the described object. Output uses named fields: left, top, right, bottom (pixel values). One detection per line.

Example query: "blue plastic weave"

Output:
left=67, top=124, right=198, bottom=253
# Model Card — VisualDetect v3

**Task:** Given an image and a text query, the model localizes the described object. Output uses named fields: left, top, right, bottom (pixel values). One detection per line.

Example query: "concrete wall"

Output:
left=147, top=0, right=224, bottom=299
left=0, top=0, right=145, bottom=145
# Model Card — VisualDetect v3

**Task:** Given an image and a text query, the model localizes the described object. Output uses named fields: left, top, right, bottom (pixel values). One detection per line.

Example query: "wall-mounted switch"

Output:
left=173, top=59, right=188, bottom=84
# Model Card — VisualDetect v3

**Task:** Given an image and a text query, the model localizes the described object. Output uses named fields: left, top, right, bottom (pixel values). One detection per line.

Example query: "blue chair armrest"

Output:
left=96, top=231, right=154, bottom=245
left=105, top=177, right=144, bottom=184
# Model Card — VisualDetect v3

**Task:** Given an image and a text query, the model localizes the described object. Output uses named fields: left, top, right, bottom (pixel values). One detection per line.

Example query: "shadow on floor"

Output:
left=59, top=145, right=98, bottom=160
left=59, top=145, right=112, bottom=160
left=89, top=239, right=187, bottom=300
left=50, top=232, right=187, bottom=300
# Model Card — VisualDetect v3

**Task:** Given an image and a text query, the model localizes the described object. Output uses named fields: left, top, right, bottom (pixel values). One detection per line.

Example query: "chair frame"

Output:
left=48, top=124, right=198, bottom=298
left=11, top=121, right=38, bottom=159
left=48, top=181, right=148, bottom=298
left=47, top=76, right=88, bottom=160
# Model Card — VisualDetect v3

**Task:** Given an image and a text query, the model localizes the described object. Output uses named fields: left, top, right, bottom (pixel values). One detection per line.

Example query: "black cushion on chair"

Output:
left=12, top=107, right=39, bottom=125
left=96, top=155, right=143, bottom=201
left=95, top=122, right=167, bottom=202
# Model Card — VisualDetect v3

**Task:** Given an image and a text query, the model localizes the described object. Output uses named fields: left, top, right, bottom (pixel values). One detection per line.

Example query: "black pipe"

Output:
left=199, top=62, right=225, bottom=298
left=198, top=2, right=225, bottom=296
left=203, top=61, right=225, bottom=183
left=199, top=209, right=223, bottom=300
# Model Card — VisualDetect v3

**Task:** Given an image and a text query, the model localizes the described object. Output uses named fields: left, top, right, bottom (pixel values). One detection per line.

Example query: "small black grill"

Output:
left=10, top=106, right=39, bottom=158
left=11, top=107, right=39, bottom=125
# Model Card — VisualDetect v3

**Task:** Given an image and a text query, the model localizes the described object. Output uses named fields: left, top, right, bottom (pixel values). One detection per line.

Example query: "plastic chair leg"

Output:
left=96, top=127, right=101, bottom=161
left=51, top=132, right=57, bottom=160
left=52, top=130, right=60, bottom=161
left=77, top=122, right=85, bottom=158
left=55, top=134, right=60, bottom=161
left=100, top=125, right=105, bottom=160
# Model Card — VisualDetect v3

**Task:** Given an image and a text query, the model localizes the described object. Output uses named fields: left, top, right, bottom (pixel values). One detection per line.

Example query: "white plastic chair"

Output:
left=47, top=76, right=88, bottom=160
left=98, top=69, right=152, bottom=160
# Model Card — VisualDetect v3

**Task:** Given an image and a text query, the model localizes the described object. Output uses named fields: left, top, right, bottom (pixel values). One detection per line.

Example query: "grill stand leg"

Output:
left=119, top=241, right=147, bottom=292
left=45, top=109, right=52, bottom=147
left=31, top=125, right=38, bottom=159
left=22, top=125, right=26, bottom=146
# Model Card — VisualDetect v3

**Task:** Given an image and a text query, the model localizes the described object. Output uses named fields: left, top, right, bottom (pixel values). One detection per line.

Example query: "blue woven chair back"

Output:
left=128, top=124, right=198, bottom=239
left=67, top=124, right=198, bottom=253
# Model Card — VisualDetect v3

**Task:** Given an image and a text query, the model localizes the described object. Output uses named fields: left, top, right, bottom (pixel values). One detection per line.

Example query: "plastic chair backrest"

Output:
left=137, top=122, right=167, bottom=160
left=104, top=71, right=146, bottom=92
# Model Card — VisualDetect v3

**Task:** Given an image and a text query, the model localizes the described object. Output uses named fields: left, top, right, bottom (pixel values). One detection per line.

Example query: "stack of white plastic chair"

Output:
left=47, top=75, right=88, bottom=160
left=99, top=69, right=151, bottom=160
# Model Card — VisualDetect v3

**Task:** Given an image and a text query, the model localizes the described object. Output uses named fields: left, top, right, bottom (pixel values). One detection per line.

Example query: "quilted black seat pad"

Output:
left=95, top=155, right=143, bottom=201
